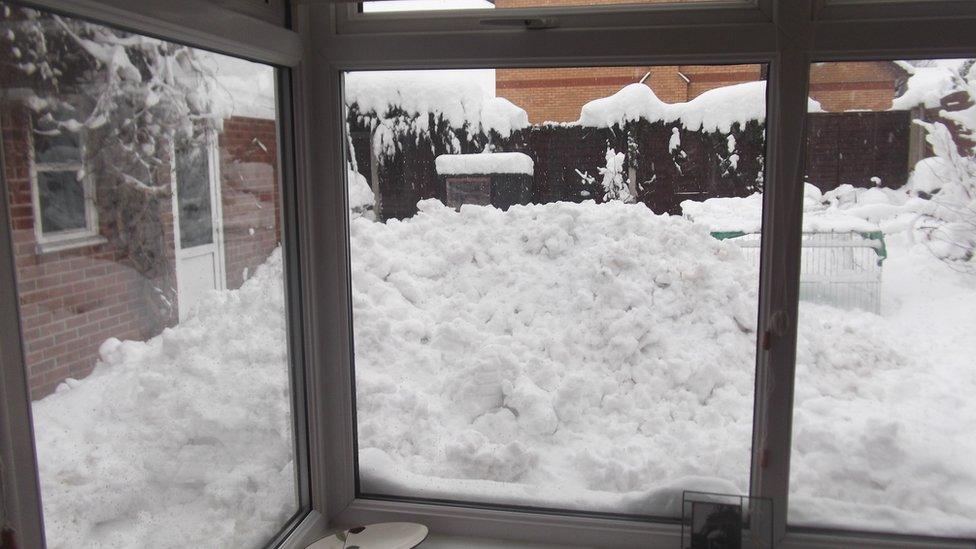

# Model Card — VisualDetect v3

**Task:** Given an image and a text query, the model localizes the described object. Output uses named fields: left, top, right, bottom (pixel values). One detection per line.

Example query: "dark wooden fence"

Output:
left=805, top=110, right=911, bottom=191
left=349, top=104, right=911, bottom=221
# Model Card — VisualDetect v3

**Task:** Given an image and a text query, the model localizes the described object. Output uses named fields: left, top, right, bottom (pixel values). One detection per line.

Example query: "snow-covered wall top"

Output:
left=435, top=152, right=534, bottom=176
left=578, top=81, right=823, bottom=132
left=346, top=71, right=529, bottom=136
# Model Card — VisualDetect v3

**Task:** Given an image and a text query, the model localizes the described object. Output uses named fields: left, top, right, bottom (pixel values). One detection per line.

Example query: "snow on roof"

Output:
left=346, top=70, right=528, bottom=136
left=578, top=81, right=823, bottom=132
left=435, top=152, right=534, bottom=175
left=891, top=64, right=959, bottom=110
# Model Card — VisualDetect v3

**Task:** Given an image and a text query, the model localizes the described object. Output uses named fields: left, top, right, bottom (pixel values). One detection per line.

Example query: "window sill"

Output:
left=334, top=498, right=976, bottom=549
left=36, top=235, right=107, bottom=255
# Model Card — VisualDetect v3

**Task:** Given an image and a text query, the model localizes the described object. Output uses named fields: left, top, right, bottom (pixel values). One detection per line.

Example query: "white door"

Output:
left=172, top=135, right=225, bottom=321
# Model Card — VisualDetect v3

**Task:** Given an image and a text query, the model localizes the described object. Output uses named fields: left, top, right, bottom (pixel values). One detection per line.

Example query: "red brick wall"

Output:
left=3, top=103, right=155, bottom=399
left=218, top=116, right=281, bottom=290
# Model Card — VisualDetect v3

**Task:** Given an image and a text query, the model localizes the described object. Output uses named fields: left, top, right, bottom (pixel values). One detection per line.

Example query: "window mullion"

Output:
left=0, top=116, right=47, bottom=549
left=750, top=0, right=812, bottom=542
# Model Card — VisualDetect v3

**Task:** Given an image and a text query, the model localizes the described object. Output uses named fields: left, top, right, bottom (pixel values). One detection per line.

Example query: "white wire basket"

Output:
left=715, top=230, right=886, bottom=314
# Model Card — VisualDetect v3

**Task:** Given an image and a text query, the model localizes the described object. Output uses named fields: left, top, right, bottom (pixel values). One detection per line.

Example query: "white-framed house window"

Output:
left=28, top=115, right=102, bottom=252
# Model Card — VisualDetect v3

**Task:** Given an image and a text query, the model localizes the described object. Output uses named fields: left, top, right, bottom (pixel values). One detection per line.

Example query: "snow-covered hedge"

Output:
left=348, top=80, right=767, bottom=220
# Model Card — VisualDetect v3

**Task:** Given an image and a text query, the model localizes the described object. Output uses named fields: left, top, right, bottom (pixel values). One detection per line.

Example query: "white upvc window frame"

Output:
left=1, top=1, right=975, bottom=549
left=28, top=120, right=102, bottom=253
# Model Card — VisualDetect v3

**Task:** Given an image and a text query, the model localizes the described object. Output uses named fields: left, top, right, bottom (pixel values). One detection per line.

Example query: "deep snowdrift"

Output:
left=351, top=200, right=762, bottom=515
left=32, top=250, right=296, bottom=549
left=350, top=199, right=976, bottom=537
left=33, top=197, right=976, bottom=545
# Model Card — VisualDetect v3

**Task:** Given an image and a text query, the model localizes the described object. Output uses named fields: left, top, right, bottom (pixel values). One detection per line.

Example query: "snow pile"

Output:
left=346, top=71, right=528, bottom=137
left=680, top=184, right=881, bottom=234
left=578, top=81, right=822, bottom=131
left=32, top=250, right=295, bottom=549
left=350, top=198, right=976, bottom=535
left=435, top=152, right=534, bottom=175
left=790, top=235, right=976, bottom=536
left=350, top=199, right=761, bottom=515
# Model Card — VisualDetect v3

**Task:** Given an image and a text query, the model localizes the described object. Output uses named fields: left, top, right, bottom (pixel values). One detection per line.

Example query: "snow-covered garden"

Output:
left=32, top=183, right=976, bottom=545
left=24, top=57, right=976, bottom=546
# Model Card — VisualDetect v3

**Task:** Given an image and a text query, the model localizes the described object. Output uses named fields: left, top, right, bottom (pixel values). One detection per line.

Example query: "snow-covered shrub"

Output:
left=904, top=62, right=976, bottom=268
left=599, top=146, right=633, bottom=203
left=0, top=6, right=219, bottom=187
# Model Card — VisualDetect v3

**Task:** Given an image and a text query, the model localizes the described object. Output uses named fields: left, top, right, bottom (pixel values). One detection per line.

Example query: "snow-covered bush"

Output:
left=598, top=146, right=633, bottom=202
left=904, top=62, right=976, bottom=268
left=0, top=6, right=219, bottom=188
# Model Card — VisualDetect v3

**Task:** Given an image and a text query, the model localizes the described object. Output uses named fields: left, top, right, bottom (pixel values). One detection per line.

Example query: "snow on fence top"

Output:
left=578, top=81, right=824, bottom=132
left=345, top=71, right=529, bottom=136
left=435, top=152, right=534, bottom=176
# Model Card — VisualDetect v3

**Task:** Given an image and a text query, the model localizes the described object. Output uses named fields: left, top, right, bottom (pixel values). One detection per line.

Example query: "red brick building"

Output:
left=2, top=100, right=281, bottom=399
left=492, top=1, right=909, bottom=123
left=496, top=62, right=909, bottom=124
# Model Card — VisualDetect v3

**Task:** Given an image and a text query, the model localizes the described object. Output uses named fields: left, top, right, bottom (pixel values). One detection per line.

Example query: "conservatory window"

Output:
left=30, top=116, right=98, bottom=247
left=345, top=65, right=768, bottom=518
left=789, top=59, right=976, bottom=539
left=1, top=3, right=304, bottom=547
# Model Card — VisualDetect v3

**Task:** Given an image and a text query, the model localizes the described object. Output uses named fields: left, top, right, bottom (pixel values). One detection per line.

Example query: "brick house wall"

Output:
left=3, top=103, right=158, bottom=398
left=218, top=116, right=281, bottom=290
left=2, top=103, right=282, bottom=399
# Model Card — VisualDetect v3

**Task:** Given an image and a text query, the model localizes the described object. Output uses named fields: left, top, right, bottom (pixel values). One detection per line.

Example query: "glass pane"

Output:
left=33, top=128, right=82, bottom=165
left=0, top=4, right=300, bottom=547
left=176, top=140, right=215, bottom=248
left=346, top=65, right=767, bottom=516
left=37, top=171, right=86, bottom=233
left=790, top=58, right=976, bottom=537
left=362, top=0, right=742, bottom=12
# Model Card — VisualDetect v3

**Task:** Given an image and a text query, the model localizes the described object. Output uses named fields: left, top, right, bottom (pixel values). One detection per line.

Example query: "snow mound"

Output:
left=435, top=152, right=534, bottom=175
left=32, top=250, right=295, bottom=549
left=680, top=184, right=881, bottom=234
left=350, top=199, right=976, bottom=535
left=351, top=199, right=763, bottom=513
